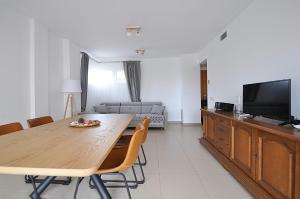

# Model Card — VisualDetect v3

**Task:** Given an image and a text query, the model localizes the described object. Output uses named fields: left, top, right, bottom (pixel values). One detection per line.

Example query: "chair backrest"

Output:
left=142, top=116, right=151, bottom=144
left=0, top=122, right=23, bottom=136
left=120, top=123, right=145, bottom=169
left=27, top=116, right=54, bottom=128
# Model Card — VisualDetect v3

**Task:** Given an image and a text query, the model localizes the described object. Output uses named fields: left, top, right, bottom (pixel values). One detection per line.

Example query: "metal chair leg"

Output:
left=74, top=177, right=84, bottom=199
left=25, top=175, right=38, bottom=183
left=119, top=173, right=132, bottom=199
left=89, top=176, right=94, bottom=189
left=137, top=156, right=145, bottom=184
left=134, top=145, right=147, bottom=166
left=130, top=166, right=139, bottom=188
left=140, top=145, right=147, bottom=166
left=101, top=165, right=141, bottom=188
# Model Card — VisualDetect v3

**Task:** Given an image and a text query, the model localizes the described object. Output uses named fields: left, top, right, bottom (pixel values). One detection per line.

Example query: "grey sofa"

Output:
left=91, top=102, right=167, bottom=129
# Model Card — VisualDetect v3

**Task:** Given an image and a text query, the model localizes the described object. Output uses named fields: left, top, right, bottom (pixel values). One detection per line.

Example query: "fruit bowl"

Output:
left=70, top=119, right=101, bottom=128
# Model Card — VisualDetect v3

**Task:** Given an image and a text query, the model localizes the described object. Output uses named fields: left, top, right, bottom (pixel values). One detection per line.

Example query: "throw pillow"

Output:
left=94, top=105, right=108, bottom=114
left=151, top=105, right=164, bottom=115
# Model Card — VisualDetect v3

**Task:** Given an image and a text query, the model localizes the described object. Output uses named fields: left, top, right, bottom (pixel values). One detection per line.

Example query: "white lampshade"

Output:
left=61, top=80, right=82, bottom=93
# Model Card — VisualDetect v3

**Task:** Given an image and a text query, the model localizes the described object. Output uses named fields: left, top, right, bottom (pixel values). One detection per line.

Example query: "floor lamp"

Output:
left=61, top=80, right=82, bottom=119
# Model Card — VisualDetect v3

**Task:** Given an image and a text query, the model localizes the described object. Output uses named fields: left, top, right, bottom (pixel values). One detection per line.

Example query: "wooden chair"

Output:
left=0, top=122, right=23, bottom=136
left=74, top=123, right=145, bottom=199
left=27, top=116, right=54, bottom=128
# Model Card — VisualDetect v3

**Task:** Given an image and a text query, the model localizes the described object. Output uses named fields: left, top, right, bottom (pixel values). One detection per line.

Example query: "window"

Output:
left=86, top=60, right=129, bottom=110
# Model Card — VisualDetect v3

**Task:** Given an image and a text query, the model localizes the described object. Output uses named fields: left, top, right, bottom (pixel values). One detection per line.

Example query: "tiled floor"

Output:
left=0, top=124, right=254, bottom=199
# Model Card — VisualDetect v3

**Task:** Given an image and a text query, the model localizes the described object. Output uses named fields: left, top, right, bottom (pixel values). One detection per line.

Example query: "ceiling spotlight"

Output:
left=126, top=26, right=141, bottom=36
left=136, top=48, right=145, bottom=55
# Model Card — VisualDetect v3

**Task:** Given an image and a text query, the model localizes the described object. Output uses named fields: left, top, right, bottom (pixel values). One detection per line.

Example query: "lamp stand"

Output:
left=64, top=93, right=74, bottom=119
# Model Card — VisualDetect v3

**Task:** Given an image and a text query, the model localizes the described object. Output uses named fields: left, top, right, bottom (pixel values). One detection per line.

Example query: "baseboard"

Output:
left=167, top=121, right=201, bottom=126
left=182, top=123, right=201, bottom=126
left=168, top=121, right=182, bottom=124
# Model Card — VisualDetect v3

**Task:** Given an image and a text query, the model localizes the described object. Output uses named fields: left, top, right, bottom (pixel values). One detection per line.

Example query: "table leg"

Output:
left=91, top=174, right=111, bottom=199
left=29, top=176, right=56, bottom=199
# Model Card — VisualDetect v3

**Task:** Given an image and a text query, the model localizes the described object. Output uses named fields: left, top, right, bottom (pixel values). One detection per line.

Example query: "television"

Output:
left=243, top=79, right=291, bottom=123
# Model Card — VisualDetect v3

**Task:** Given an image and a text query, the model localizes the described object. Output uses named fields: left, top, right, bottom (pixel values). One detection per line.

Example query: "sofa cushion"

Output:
left=106, top=106, right=120, bottom=113
left=141, top=102, right=162, bottom=114
left=151, top=105, right=165, bottom=115
left=121, top=102, right=141, bottom=106
left=141, top=106, right=153, bottom=114
left=120, top=105, right=141, bottom=114
left=94, top=105, right=108, bottom=114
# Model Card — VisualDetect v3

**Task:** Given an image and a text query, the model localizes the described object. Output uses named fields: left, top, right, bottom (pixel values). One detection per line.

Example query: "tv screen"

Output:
left=243, top=79, right=291, bottom=122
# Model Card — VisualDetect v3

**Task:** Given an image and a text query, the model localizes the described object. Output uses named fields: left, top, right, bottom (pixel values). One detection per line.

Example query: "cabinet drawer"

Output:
left=216, top=117, right=231, bottom=127
left=214, top=124, right=231, bottom=157
left=215, top=124, right=231, bottom=135
left=215, top=125, right=231, bottom=143
left=215, top=140, right=230, bottom=156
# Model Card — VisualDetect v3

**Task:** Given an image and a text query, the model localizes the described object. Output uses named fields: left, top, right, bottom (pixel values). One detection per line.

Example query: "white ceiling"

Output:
left=1, top=0, right=252, bottom=59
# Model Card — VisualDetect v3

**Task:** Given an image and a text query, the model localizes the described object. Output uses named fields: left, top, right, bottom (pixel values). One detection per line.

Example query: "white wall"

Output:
left=48, top=31, right=64, bottom=120
left=32, top=21, right=49, bottom=117
left=141, top=57, right=182, bottom=122
left=140, top=56, right=201, bottom=123
left=180, top=55, right=201, bottom=124
left=0, top=5, right=31, bottom=126
left=69, top=42, right=82, bottom=114
left=196, top=0, right=300, bottom=118
left=0, top=4, right=81, bottom=126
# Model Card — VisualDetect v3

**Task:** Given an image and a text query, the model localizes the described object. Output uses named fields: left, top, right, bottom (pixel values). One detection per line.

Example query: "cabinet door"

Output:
left=231, top=123, right=255, bottom=178
left=206, top=114, right=215, bottom=143
left=256, top=131, right=296, bottom=199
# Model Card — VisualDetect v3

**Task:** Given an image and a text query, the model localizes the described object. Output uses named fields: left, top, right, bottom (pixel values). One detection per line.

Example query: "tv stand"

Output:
left=201, top=109, right=300, bottom=199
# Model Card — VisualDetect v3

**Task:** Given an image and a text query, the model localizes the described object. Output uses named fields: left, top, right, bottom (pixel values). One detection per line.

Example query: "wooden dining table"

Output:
left=0, top=114, right=134, bottom=199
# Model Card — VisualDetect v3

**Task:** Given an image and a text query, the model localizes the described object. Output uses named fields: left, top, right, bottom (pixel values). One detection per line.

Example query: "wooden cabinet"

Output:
left=256, top=131, right=296, bottom=199
left=200, top=109, right=300, bottom=199
left=206, top=113, right=215, bottom=143
left=231, top=122, right=255, bottom=178
left=214, top=117, right=231, bottom=157
left=203, top=113, right=231, bottom=157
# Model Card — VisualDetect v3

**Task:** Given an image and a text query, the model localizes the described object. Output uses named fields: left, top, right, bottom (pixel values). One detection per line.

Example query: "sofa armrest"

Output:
left=163, top=109, right=168, bottom=129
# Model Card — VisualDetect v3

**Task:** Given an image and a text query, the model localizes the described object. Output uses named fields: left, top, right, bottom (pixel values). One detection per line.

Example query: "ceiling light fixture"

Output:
left=136, top=48, right=145, bottom=55
left=126, top=26, right=141, bottom=36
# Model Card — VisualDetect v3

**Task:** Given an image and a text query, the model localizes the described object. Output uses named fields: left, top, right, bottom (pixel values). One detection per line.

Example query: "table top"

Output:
left=0, top=114, right=134, bottom=177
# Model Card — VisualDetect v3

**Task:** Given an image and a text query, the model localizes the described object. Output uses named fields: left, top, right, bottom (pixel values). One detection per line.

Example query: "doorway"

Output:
left=200, top=60, right=208, bottom=124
